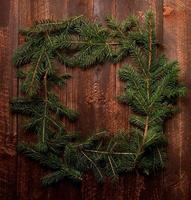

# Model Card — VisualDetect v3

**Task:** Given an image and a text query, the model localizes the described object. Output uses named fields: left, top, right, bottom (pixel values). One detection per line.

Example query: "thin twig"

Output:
left=108, top=156, right=116, bottom=177
left=42, top=71, right=48, bottom=143
left=84, top=149, right=135, bottom=155
left=81, top=151, right=103, bottom=179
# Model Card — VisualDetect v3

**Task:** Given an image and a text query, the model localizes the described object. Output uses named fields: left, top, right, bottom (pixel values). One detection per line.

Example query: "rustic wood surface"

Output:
left=0, top=0, right=191, bottom=199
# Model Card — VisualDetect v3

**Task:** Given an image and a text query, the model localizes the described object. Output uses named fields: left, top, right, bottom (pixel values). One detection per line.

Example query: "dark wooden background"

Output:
left=0, top=0, right=191, bottom=199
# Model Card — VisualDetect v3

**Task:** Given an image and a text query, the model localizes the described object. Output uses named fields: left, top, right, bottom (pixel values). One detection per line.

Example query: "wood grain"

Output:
left=163, top=0, right=191, bottom=199
left=0, top=0, right=191, bottom=199
left=0, top=0, right=18, bottom=199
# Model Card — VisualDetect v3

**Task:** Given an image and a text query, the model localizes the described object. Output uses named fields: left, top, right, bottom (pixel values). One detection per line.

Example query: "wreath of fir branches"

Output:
left=11, top=11, right=186, bottom=186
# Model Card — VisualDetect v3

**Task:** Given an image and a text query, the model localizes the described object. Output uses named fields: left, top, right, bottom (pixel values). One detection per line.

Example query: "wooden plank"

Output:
left=115, top=1, right=148, bottom=200
left=66, top=0, right=96, bottom=136
left=46, top=1, right=82, bottom=200
left=0, top=0, right=18, bottom=199
left=80, top=1, right=118, bottom=199
left=115, top=1, right=165, bottom=200
left=17, top=1, right=53, bottom=200
left=91, top=0, right=124, bottom=135
left=16, top=1, right=33, bottom=199
left=163, top=0, right=191, bottom=199
left=137, top=1, right=166, bottom=200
